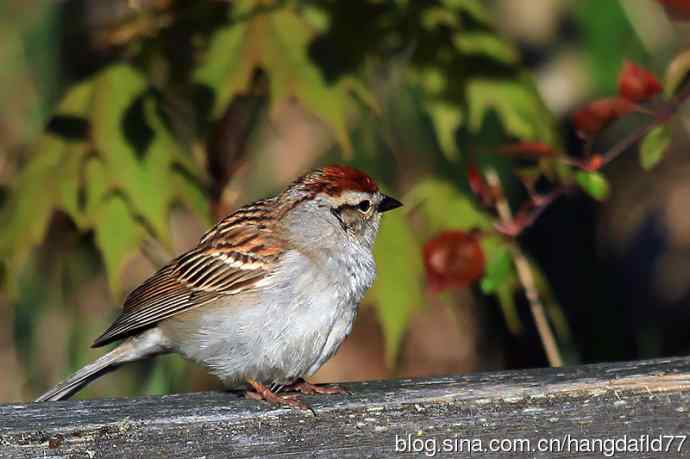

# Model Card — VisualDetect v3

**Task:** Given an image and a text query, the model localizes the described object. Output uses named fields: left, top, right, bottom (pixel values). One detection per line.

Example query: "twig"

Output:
left=486, top=169, right=563, bottom=368
left=588, top=81, right=690, bottom=168
left=493, top=187, right=571, bottom=237
left=497, top=82, right=690, bottom=238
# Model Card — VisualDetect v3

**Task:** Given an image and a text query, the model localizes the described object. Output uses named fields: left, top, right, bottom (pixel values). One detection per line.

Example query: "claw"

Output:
left=283, top=378, right=349, bottom=395
left=246, top=380, right=315, bottom=415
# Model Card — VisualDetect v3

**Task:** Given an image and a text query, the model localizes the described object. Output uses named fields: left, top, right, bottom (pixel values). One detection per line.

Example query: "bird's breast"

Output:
left=162, top=243, right=376, bottom=384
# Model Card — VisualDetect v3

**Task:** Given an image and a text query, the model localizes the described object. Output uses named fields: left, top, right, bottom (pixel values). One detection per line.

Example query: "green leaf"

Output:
left=340, top=76, right=381, bottom=115
left=0, top=75, right=95, bottom=292
left=89, top=64, right=147, bottom=182
left=496, top=281, right=522, bottom=335
left=419, top=68, right=447, bottom=96
left=441, top=0, right=491, bottom=24
left=56, top=77, right=94, bottom=117
left=640, top=125, right=671, bottom=170
left=90, top=64, right=207, bottom=244
left=0, top=134, right=63, bottom=290
left=574, top=0, right=647, bottom=94
left=453, top=32, right=518, bottom=64
left=84, top=158, right=109, bottom=219
left=194, top=0, right=356, bottom=154
left=94, top=196, right=146, bottom=296
left=665, top=48, right=690, bottom=97
left=466, top=76, right=554, bottom=142
left=405, top=178, right=491, bottom=232
left=193, top=2, right=255, bottom=116
left=58, top=142, right=89, bottom=229
left=171, top=170, right=212, bottom=226
left=134, top=96, right=182, bottom=243
left=575, top=170, right=610, bottom=201
left=478, top=236, right=522, bottom=334
left=479, top=243, right=513, bottom=295
left=427, top=101, right=463, bottom=161
left=371, top=209, right=423, bottom=367
left=2, top=61, right=208, bottom=299
left=301, top=5, right=331, bottom=33
left=422, top=7, right=460, bottom=30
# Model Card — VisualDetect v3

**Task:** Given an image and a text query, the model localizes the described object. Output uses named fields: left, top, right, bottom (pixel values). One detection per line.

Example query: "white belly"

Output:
left=160, top=247, right=374, bottom=387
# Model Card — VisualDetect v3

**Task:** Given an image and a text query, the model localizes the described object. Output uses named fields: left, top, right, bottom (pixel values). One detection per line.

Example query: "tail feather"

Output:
left=35, top=336, right=156, bottom=402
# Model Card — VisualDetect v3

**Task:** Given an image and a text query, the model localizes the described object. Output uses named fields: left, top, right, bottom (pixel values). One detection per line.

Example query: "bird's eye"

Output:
left=357, top=200, right=371, bottom=212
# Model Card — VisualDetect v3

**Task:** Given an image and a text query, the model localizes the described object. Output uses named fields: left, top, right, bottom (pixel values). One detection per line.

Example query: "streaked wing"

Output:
left=92, top=220, right=282, bottom=347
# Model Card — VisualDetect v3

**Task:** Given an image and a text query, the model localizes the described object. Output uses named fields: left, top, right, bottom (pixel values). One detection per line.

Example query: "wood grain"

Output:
left=3, top=357, right=690, bottom=458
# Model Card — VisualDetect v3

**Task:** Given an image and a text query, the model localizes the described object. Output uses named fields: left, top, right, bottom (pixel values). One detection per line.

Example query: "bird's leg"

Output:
left=245, top=379, right=314, bottom=414
left=282, top=377, right=349, bottom=395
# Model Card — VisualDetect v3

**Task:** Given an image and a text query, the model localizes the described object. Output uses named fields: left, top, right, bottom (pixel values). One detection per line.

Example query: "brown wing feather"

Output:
left=92, top=213, right=283, bottom=347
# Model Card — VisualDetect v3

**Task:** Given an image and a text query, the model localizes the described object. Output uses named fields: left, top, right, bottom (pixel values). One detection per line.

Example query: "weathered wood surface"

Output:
left=3, top=357, right=690, bottom=458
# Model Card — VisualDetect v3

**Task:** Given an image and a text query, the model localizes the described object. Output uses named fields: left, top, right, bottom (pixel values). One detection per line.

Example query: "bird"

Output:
left=35, top=164, right=402, bottom=411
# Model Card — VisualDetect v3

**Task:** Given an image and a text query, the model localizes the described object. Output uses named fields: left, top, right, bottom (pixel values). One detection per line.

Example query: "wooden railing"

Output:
left=3, top=357, right=690, bottom=457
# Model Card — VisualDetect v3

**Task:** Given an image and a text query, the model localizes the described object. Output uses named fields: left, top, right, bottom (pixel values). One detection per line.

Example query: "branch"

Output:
left=498, top=81, right=690, bottom=238
left=485, top=169, right=563, bottom=368
left=493, top=187, right=572, bottom=237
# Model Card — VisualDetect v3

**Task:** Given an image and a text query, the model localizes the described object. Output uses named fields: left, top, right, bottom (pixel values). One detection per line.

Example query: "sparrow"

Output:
left=36, top=165, right=402, bottom=411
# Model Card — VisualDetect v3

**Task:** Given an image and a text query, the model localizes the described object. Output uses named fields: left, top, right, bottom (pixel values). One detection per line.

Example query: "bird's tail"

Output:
left=35, top=335, right=161, bottom=402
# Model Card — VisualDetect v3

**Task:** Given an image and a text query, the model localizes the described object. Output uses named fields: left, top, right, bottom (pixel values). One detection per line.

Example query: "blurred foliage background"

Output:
left=2, top=0, right=690, bottom=402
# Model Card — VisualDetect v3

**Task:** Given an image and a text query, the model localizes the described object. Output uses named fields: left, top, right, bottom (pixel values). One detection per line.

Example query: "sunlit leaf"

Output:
left=90, top=64, right=148, bottom=183
left=419, top=68, right=446, bottom=96
left=93, top=195, right=146, bottom=296
left=84, top=158, right=109, bottom=219
left=171, top=170, right=212, bottom=226
left=640, top=125, right=671, bottom=170
left=340, top=76, right=381, bottom=115
left=466, top=76, right=554, bottom=142
left=89, top=64, right=154, bottom=235
left=575, top=170, right=610, bottom=201
left=193, top=2, right=255, bottom=117
left=422, top=7, right=460, bottom=30
left=453, top=32, right=518, bottom=64
left=135, top=96, right=183, bottom=244
left=441, top=0, right=491, bottom=24
left=427, top=101, right=462, bottom=161
left=0, top=135, right=63, bottom=289
left=496, top=281, right=522, bottom=335
left=90, top=64, right=205, bottom=244
left=0, top=76, right=95, bottom=293
left=302, top=5, right=330, bottom=32
left=371, top=209, right=423, bottom=367
left=665, top=48, right=690, bottom=97
left=479, top=243, right=512, bottom=295
left=574, top=0, right=647, bottom=94
left=195, top=0, right=356, bottom=154
left=58, top=143, right=89, bottom=229
left=405, top=178, right=491, bottom=232
left=2, top=60, right=208, bottom=300
left=479, top=236, right=521, bottom=334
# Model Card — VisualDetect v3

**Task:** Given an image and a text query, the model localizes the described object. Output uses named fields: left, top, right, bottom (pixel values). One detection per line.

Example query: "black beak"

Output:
left=377, top=195, right=403, bottom=213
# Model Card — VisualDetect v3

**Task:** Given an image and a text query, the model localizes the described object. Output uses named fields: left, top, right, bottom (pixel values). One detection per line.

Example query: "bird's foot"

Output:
left=245, top=380, right=314, bottom=414
left=283, top=378, right=349, bottom=395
